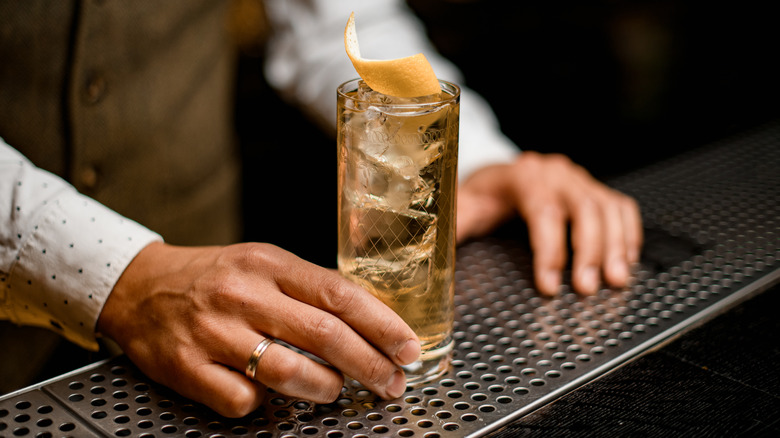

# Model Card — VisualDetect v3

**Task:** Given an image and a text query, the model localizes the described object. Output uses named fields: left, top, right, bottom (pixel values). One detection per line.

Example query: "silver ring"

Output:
left=245, top=337, right=274, bottom=380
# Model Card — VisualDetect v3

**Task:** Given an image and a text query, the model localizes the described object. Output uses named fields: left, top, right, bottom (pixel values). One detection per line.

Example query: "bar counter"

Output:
left=2, top=119, right=778, bottom=437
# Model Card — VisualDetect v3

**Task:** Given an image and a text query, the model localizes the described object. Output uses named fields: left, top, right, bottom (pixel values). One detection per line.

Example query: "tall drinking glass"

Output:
left=337, top=78, right=459, bottom=386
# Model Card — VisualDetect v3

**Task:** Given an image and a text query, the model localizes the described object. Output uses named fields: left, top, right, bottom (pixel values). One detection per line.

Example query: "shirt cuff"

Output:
left=3, top=191, right=162, bottom=351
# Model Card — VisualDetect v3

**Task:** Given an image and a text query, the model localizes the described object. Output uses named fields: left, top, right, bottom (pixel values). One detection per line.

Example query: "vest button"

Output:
left=84, top=72, right=106, bottom=104
left=79, top=166, right=99, bottom=189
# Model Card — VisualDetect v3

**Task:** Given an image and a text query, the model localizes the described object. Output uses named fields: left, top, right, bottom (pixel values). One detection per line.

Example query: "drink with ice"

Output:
left=337, top=79, right=459, bottom=385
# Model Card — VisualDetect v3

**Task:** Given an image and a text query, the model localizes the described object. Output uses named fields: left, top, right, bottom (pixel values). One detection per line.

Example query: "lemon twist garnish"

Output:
left=344, top=12, right=440, bottom=98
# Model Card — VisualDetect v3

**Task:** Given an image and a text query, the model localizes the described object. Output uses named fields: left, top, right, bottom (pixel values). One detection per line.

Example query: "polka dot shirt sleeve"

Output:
left=1, top=138, right=163, bottom=351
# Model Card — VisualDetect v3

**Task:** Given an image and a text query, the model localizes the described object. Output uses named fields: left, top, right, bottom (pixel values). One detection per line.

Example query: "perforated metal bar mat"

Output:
left=2, top=120, right=779, bottom=438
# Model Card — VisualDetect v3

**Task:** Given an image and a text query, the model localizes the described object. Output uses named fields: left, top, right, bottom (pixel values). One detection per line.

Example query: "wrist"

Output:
left=96, top=241, right=168, bottom=341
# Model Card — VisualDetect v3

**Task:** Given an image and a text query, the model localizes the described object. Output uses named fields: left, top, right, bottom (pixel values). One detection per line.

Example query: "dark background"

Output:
left=237, top=0, right=780, bottom=268
left=405, top=0, right=780, bottom=178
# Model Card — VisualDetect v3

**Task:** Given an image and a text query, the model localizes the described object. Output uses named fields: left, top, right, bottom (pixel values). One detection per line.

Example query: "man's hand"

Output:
left=97, top=242, right=420, bottom=418
left=457, top=151, right=643, bottom=295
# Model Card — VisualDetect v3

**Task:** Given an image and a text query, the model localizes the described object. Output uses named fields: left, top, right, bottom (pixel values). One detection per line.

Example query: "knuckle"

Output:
left=237, top=242, right=282, bottom=269
left=307, top=313, right=344, bottom=344
left=266, top=351, right=304, bottom=388
left=622, top=194, right=641, bottom=213
left=220, top=387, right=259, bottom=418
left=362, top=355, right=391, bottom=387
left=538, top=201, right=566, bottom=221
left=548, top=152, right=571, bottom=165
left=545, top=153, right=575, bottom=172
left=377, top=317, right=408, bottom=347
left=264, top=353, right=340, bottom=404
left=574, top=193, right=598, bottom=211
left=377, top=317, right=400, bottom=339
left=319, top=382, right=343, bottom=404
left=209, top=272, right=238, bottom=296
left=513, top=150, right=542, bottom=173
left=321, top=277, right=359, bottom=314
left=195, top=269, right=242, bottom=308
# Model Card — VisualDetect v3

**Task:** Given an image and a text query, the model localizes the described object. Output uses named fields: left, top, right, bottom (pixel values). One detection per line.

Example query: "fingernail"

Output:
left=397, top=339, right=420, bottom=365
left=580, top=266, right=599, bottom=294
left=386, top=370, right=406, bottom=399
left=610, top=260, right=629, bottom=285
left=539, top=270, right=561, bottom=294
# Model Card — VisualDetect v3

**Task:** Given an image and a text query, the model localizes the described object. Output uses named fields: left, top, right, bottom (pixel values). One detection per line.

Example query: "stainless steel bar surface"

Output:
left=2, top=120, right=778, bottom=437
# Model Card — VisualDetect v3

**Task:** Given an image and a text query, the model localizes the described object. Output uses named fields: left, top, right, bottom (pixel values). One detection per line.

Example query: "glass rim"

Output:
left=337, top=78, right=460, bottom=107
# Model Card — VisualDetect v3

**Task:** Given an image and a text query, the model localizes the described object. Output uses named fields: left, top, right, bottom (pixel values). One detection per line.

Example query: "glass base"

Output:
left=402, top=340, right=454, bottom=388
left=343, top=340, right=454, bottom=395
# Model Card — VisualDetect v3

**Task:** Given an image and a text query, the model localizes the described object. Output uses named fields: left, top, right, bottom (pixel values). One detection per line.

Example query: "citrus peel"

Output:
left=344, top=12, right=440, bottom=98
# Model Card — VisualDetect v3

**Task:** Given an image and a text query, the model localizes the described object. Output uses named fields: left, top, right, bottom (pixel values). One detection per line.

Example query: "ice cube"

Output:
left=385, top=172, right=415, bottom=211
left=349, top=205, right=437, bottom=260
left=347, top=204, right=437, bottom=295
left=358, top=134, right=389, bottom=161
left=357, top=80, right=441, bottom=105
left=351, top=148, right=413, bottom=211
left=357, top=159, right=389, bottom=197
left=389, top=155, right=417, bottom=180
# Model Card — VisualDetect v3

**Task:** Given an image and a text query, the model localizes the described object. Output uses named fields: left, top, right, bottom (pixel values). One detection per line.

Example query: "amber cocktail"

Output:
left=337, top=78, right=459, bottom=385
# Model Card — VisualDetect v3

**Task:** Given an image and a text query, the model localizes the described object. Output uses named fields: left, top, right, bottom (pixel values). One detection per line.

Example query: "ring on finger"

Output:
left=245, top=337, right=275, bottom=380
